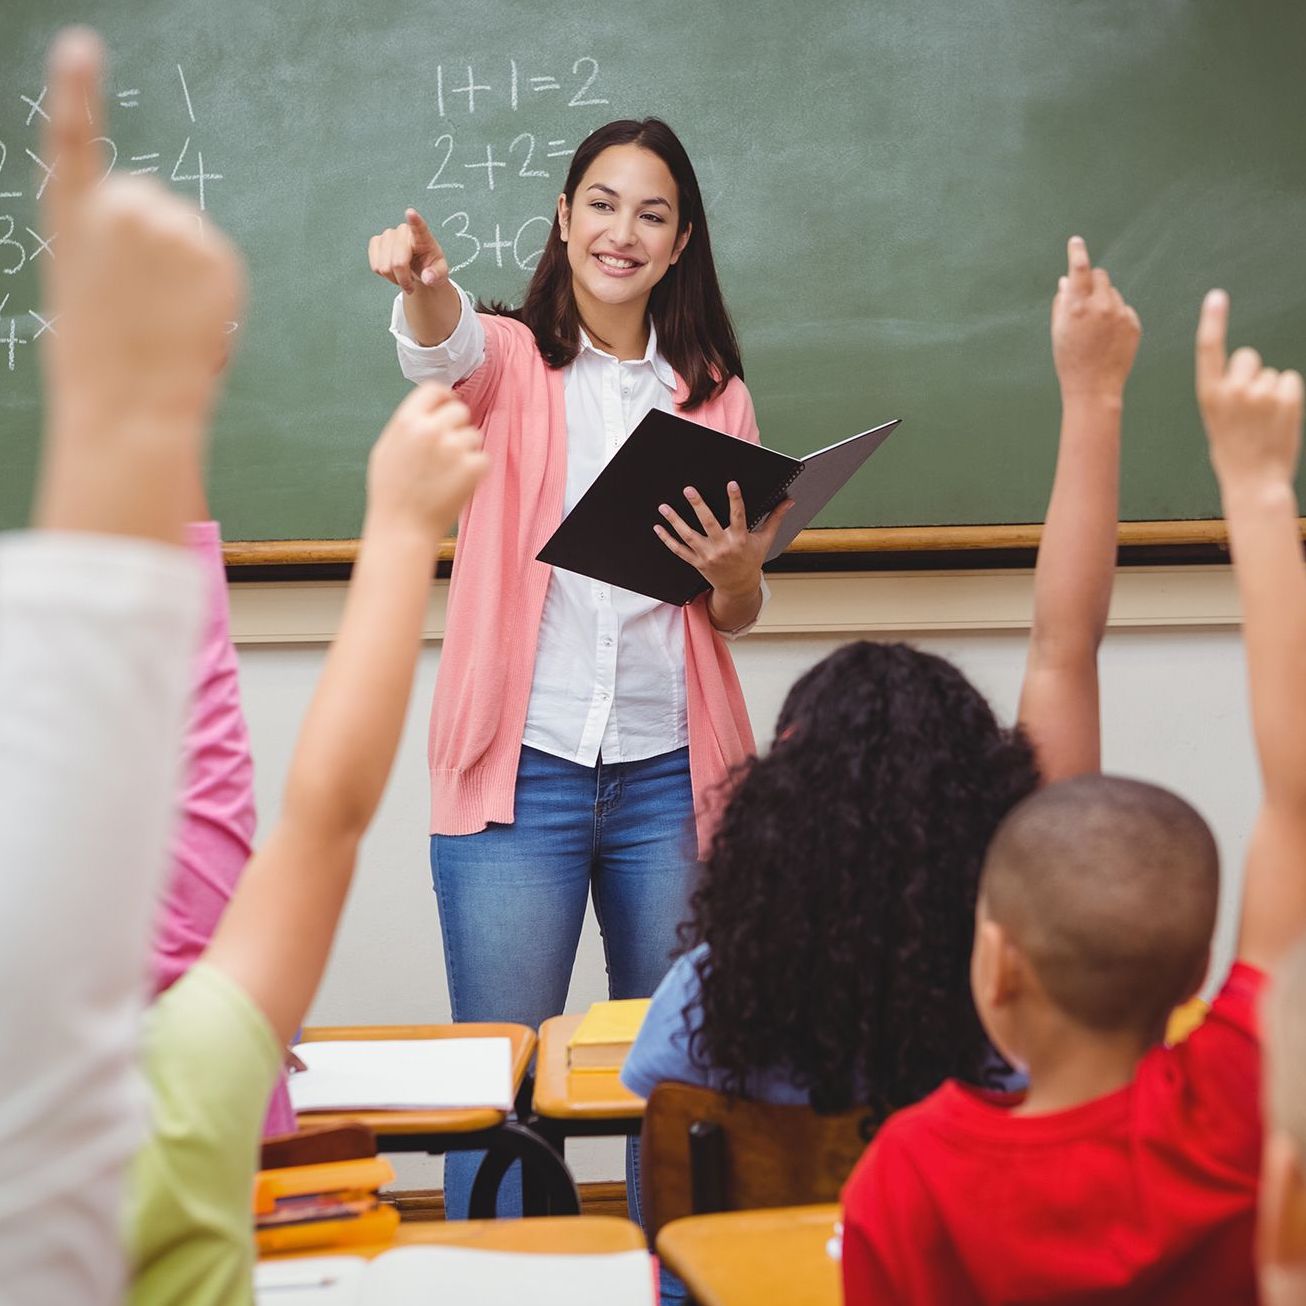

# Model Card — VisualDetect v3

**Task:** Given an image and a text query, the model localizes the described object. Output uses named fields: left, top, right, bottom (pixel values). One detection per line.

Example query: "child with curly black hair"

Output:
left=622, top=237, right=1141, bottom=1122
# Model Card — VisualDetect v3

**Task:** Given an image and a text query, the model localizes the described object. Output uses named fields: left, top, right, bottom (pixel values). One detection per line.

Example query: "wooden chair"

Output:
left=638, top=1081, right=879, bottom=1243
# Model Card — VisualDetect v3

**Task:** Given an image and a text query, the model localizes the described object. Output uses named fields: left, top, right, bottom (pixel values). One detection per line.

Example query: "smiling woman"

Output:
left=366, top=120, right=785, bottom=1245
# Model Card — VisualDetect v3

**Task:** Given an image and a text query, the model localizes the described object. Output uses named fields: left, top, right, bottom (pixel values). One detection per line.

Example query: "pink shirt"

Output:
left=150, top=521, right=295, bottom=1137
left=430, top=313, right=759, bottom=856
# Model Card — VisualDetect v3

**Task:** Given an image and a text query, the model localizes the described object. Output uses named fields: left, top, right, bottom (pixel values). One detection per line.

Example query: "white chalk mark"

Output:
left=510, top=59, right=519, bottom=111
left=531, top=77, right=561, bottom=92
left=171, top=137, right=223, bottom=211
left=224, top=321, right=239, bottom=335
left=436, top=65, right=445, bottom=118
left=464, top=142, right=505, bottom=191
left=92, top=137, right=118, bottom=186
left=130, top=152, right=160, bottom=175
left=546, top=144, right=574, bottom=159
left=450, top=66, right=490, bottom=114
left=484, top=223, right=511, bottom=268
left=510, top=133, right=548, bottom=179
left=21, top=86, right=49, bottom=125
left=0, top=140, right=15, bottom=198
left=440, top=211, right=480, bottom=274
left=25, top=227, right=55, bottom=261
left=0, top=293, right=9, bottom=316
left=25, top=147, right=56, bottom=199
left=0, top=217, right=26, bottom=275
left=29, top=310, right=58, bottom=339
left=426, top=134, right=462, bottom=190
left=115, top=89, right=141, bottom=107
left=24, top=148, right=56, bottom=201
left=569, top=57, right=608, bottom=108
left=177, top=64, right=196, bottom=123
left=513, top=215, right=550, bottom=272
left=2, top=316, right=27, bottom=371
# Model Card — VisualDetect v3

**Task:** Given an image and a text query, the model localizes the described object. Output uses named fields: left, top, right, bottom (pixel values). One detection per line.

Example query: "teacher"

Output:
left=368, top=118, right=790, bottom=1219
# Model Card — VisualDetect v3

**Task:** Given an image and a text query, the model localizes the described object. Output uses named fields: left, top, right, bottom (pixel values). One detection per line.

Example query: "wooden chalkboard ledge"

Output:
left=221, top=520, right=1276, bottom=573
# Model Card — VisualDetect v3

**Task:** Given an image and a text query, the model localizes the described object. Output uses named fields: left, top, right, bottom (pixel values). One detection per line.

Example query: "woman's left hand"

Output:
left=654, top=481, right=795, bottom=599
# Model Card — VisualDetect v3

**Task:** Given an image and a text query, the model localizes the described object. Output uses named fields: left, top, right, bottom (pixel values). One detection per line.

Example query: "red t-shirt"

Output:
left=842, top=963, right=1264, bottom=1305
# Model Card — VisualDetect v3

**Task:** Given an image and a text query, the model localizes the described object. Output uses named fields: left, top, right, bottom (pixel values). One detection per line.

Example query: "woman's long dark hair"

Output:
left=682, top=641, right=1040, bottom=1116
left=485, top=118, right=742, bottom=410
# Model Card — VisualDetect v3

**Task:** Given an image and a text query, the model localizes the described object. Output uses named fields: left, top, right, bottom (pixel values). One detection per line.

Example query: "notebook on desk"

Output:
left=255, top=1246, right=657, bottom=1305
left=536, top=412, right=902, bottom=605
left=288, top=1039, right=513, bottom=1113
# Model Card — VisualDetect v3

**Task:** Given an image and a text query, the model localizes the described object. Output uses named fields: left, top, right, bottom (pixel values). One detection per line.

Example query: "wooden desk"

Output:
left=263, top=1214, right=648, bottom=1262
left=296, top=1023, right=579, bottom=1217
left=532, top=1014, right=646, bottom=1136
left=657, top=1205, right=842, bottom=1306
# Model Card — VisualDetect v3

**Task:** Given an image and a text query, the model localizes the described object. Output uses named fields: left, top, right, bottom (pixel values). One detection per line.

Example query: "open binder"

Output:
left=536, top=411, right=901, bottom=605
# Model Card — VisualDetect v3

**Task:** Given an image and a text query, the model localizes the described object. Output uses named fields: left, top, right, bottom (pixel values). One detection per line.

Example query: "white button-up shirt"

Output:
left=391, top=287, right=764, bottom=766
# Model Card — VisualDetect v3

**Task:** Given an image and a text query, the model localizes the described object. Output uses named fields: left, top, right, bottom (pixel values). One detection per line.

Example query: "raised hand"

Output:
left=1051, top=235, right=1141, bottom=402
left=368, top=208, right=450, bottom=295
left=1196, top=289, right=1304, bottom=490
left=366, top=383, right=488, bottom=541
left=35, top=28, right=244, bottom=542
left=654, top=481, right=793, bottom=604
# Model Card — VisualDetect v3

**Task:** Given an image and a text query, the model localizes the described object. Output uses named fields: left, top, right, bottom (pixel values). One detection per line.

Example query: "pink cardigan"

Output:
left=430, top=314, right=758, bottom=857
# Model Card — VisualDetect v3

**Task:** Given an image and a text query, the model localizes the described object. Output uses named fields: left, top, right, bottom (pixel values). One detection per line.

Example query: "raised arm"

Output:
left=0, top=29, right=241, bottom=1305
left=1195, top=291, right=1306, bottom=972
left=202, top=385, right=487, bottom=1044
left=1017, top=236, right=1140, bottom=782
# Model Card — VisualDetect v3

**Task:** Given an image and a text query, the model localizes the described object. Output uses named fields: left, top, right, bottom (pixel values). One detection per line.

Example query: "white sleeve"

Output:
left=0, top=531, right=201, bottom=1306
left=389, top=281, right=487, bottom=386
left=717, top=574, right=772, bottom=641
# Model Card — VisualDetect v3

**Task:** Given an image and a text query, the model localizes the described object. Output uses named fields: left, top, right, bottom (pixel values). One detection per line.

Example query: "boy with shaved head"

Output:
left=842, top=285, right=1306, bottom=1305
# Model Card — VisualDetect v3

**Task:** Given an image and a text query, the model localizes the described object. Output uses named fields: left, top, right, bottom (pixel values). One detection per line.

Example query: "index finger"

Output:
left=1066, top=235, right=1092, bottom=297
left=405, top=207, right=435, bottom=247
left=1195, top=289, right=1230, bottom=392
left=43, top=27, right=106, bottom=235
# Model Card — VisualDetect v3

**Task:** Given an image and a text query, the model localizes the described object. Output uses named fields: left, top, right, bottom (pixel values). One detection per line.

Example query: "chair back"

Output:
left=639, top=1080, right=879, bottom=1242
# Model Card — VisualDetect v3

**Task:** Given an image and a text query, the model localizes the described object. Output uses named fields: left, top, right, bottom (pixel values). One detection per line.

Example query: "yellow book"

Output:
left=254, top=1202, right=399, bottom=1256
left=253, top=1156, right=395, bottom=1216
left=566, top=998, right=651, bottom=1071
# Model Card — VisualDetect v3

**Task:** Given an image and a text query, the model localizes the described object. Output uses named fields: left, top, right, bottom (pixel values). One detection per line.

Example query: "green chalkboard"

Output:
left=2, top=0, right=1305, bottom=540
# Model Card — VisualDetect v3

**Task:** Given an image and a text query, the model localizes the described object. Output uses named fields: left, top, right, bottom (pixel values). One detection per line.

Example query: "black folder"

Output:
left=536, top=411, right=901, bottom=605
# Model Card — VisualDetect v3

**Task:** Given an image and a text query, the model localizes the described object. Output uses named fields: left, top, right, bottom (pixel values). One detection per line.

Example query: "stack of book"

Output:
left=255, top=1127, right=398, bottom=1255
left=566, top=998, right=651, bottom=1072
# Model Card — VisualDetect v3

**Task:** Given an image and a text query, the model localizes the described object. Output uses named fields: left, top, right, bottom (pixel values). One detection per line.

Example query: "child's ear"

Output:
left=1261, top=1132, right=1306, bottom=1270
left=557, top=194, right=570, bottom=241
left=670, top=221, right=692, bottom=266
left=973, top=917, right=1015, bottom=1011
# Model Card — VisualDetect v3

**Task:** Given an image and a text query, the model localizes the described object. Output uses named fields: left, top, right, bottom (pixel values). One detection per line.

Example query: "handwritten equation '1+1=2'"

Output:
left=1, top=62, right=238, bottom=376
left=421, top=54, right=620, bottom=279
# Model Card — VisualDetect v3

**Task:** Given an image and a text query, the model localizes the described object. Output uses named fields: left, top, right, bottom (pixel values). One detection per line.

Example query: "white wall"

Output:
left=234, top=569, right=1254, bottom=1188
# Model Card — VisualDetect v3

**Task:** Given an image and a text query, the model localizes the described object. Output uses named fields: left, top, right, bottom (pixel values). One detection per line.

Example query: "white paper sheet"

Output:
left=361, top=1246, right=656, bottom=1305
left=288, top=1038, right=514, bottom=1112
left=255, top=1247, right=656, bottom=1306
left=255, top=1255, right=367, bottom=1304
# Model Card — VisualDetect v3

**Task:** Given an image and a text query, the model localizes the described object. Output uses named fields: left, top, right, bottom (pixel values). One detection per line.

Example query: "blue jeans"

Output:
left=431, top=744, right=697, bottom=1224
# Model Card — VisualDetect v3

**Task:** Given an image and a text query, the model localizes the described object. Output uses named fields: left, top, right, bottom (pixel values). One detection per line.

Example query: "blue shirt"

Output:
left=621, top=945, right=812, bottom=1105
left=620, top=944, right=1028, bottom=1105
